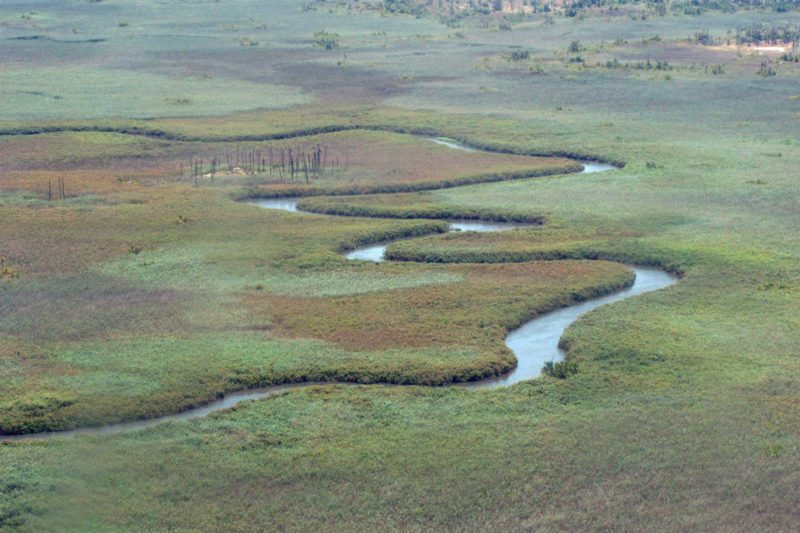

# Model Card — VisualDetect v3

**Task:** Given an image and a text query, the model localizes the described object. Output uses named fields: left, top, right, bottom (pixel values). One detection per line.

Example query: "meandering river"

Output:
left=2, top=137, right=678, bottom=441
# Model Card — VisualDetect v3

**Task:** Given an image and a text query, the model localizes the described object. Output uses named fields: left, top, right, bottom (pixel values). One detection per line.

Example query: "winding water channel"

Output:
left=3, top=138, right=677, bottom=441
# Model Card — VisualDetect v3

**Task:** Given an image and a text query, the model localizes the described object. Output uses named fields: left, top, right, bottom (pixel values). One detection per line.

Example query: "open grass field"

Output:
left=1, top=0, right=800, bottom=530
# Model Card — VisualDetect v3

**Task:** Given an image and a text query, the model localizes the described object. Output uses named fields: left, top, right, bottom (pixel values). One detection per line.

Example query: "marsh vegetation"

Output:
left=0, top=0, right=799, bottom=530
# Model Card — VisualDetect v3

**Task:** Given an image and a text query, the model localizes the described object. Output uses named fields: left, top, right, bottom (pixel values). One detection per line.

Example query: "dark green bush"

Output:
left=542, top=360, right=579, bottom=379
left=510, top=50, right=530, bottom=61
left=568, top=40, right=584, bottom=53
left=314, top=31, right=340, bottom=49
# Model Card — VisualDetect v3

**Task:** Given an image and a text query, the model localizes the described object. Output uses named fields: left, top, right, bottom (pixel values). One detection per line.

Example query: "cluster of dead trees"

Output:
left=47, top=177, right=66, bottom=201
left=181, top=158, right=219, bottom=186
left=179, top=143, right=349, bottom=186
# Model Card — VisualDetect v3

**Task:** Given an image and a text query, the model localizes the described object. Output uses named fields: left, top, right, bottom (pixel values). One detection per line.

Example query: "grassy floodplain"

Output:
left=1, top=0, right=800, bottom=530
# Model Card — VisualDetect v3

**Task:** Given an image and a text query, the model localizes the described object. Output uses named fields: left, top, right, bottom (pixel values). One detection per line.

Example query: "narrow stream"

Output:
left=428, top=137, right=479, bottom=152
left=345, top=243, right=390, bottom=262
left=250, top=198, right=300, bottom=211
left=4, top=266, right=676, bottom=442
left=461, top=267, right=676, bottom=389
left=250, top=163, right=613, bottom=215
left=3, top=137, right=663, bottom=442
left=1, top=384, right=312, bottom=441
left=249, top=140, right=618, bottom=216
left=428, top=136, right=619, bottom=173
left=346, top=219, right=531, bottom=262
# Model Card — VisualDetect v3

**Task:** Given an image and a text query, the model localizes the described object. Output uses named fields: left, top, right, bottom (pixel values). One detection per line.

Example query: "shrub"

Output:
left=757, top=61, right=777, bottom=77
left=693, top=29, right=713, bottom=45
left=568, top=40, right=584, bottom=53
left=0, top=257, right=19, bottom=282
left=167, top=97, right=193, bottom=105
left=542, top=360, right=578, bottom=379
left=238, top=37, right=259, bottom=47
left=510, top=50, right=530, bottom=61
left=314, top=31, right=340, bottom=49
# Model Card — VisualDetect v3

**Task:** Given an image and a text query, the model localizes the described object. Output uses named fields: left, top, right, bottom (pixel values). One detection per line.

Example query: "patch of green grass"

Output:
left=0, top=333, right=501, bottom=434
left=94, top=239, right=460, bottom=296
left=0, top=68, right=310, bottom=120
left=0, top=131, right=172, bottom=171
left=3, top=376, right=800, bottom=531
left=0, top=189, right=105, bottom=208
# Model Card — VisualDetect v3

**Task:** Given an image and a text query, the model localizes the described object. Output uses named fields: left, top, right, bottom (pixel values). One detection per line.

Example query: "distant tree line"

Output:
left=691, top=23, right=799, bottom=47
left=332, top=0, right=798, bottom=18
left=735, top=22, right=800, bottom=45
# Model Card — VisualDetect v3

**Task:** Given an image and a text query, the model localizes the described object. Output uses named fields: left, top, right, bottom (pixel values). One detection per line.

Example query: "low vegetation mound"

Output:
left=297, top=193, right=546, bottom=223
left=239, top=130, right=579, bottom=198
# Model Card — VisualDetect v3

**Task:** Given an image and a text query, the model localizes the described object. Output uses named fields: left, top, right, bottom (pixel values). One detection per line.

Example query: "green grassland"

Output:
left=0, top=67, right=310, bottom=120
left=1, top=0, right=800, bottom=530
left=0, top=137, right=628, bottom=434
